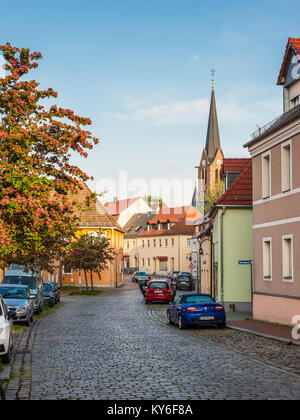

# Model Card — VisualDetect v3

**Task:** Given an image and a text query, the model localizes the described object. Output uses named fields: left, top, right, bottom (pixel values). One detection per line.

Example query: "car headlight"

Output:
left=16, top=306, right=28, bottom=313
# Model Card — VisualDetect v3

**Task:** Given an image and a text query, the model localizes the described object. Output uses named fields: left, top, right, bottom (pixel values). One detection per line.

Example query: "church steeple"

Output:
left=205, top=67, right=221, bottom=163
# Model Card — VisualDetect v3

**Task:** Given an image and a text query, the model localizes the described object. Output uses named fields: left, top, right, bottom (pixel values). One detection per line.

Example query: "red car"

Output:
left=144, top=279, right=175, bottom=304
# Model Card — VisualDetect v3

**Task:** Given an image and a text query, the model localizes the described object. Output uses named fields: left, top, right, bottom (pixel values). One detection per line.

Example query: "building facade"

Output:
left=244, top=38, right=300, bottom=325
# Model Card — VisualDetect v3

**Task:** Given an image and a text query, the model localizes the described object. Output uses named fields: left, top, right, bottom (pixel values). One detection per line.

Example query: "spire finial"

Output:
left=211, top=65, right=215, bottom=91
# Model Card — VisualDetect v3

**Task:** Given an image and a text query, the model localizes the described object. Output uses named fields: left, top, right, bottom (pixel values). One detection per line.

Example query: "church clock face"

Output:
left=217, top=159, right=222, bottom=166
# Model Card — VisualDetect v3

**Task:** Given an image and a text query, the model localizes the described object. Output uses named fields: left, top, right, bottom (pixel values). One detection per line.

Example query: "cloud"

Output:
left=105, top=95, right=281, bottom=129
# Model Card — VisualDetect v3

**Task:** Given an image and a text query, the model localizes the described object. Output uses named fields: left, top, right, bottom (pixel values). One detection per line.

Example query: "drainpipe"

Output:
left=220, top=207, right=226, bottom=305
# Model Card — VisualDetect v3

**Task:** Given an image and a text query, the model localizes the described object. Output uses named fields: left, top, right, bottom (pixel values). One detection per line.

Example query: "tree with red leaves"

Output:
left=0, top=43, right=99, bottom=271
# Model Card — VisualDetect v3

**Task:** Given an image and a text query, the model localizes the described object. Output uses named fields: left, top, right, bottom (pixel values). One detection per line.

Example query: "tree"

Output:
left=204, top=180, right=224, bottom=214
left=62, top=233, right=114, bottom=291
left=0, top=43, right=99, bottom=271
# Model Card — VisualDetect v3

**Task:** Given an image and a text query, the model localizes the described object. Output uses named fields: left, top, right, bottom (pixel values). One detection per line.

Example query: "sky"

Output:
left=1, top=0, right=300, bottom=205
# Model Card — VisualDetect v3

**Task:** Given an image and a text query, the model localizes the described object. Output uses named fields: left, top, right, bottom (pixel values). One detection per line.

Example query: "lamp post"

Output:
left=197, top=238, right=216, bottom=298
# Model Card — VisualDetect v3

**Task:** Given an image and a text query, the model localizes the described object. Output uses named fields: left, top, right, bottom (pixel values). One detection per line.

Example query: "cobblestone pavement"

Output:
left=3, top=285, right=300, bottom=400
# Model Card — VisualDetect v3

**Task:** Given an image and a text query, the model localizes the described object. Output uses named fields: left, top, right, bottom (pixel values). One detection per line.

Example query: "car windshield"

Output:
left=3, top=276, right=37, bottom=289
left=44, top=283, right=52, bottom=292
left=178, top=276, right=190, bottom=281
left=51, top=282, right=57, bottom=291
left=0, top=287, right=28, bottom=299
left=149, top=282, right=168, bottom=289
left=183, top=296, right=214, bottom=303
left=136, top=272, right=147, bottom=277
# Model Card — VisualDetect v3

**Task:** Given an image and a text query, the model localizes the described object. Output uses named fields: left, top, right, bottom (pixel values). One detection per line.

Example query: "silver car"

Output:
left=0, top=285, right=34, bottom=326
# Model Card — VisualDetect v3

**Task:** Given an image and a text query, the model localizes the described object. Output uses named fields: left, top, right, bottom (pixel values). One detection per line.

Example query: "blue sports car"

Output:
left=167, top=294, right=226, bottom=330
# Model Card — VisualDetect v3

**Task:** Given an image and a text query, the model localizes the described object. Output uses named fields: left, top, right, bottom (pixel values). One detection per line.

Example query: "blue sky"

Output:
left=1, top=0, right=300, bottom=204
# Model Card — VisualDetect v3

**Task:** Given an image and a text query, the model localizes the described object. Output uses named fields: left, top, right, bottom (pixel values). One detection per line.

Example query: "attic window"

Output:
left=290, top=95, right=300, bottom=109
left=147, top=225, right=151, bottom=232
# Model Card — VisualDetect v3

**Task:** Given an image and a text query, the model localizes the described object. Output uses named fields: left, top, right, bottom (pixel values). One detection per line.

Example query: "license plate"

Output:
left=154, top=291, right=163, bottom=294
left=200, top=316, right=215, bottom=320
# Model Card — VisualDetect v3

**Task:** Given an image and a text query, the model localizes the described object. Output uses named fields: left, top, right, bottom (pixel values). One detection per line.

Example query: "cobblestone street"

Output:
left=3, top=283, right=300, bottom=400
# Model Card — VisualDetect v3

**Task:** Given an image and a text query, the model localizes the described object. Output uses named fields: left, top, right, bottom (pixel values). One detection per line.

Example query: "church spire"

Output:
left=205, top=66, right=221, bottom=163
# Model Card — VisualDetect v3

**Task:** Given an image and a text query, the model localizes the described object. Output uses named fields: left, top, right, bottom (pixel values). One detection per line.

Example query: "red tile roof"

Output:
left=215, top=165, right=252, bottom=206
left=139, top=206, right=201, bottom=237
left=104, top=197, right=141, bottom=216
left=221, top=158, right=252, bottom=178
left=278, top=37, right=300, bottom=85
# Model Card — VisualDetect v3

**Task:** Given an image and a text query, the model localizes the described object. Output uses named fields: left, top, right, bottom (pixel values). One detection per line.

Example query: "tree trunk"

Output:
left=90, top=270, right=94, bottom=291
left=84, top=269, right=89, bottom=291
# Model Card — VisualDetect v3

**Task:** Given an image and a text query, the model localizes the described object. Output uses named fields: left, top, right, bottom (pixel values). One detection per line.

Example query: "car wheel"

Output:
left=2, top=342, right=11, bottom=364
left=178, top=315, right=186, bottom=330
left=167, top=312, right=174, bottom=325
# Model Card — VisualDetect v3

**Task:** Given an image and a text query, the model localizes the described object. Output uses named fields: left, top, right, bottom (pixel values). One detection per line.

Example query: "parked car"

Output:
left=144, top=279, right=175, bottom=304
left=43, top=282, right=56, bottom=307
left=138, top=278, right=150, bottom=296
left=2, top=264, right=44, bottom=314
left=50, top=281, right=61, bottom=304
left=167, top=294, right=226, bottom=330
left=0, top=284, right=34, bottom=326
left=169, top=270, right=180, bottom=286
left=0, top=295, right=15, bottom=364
left=132, top=271, right=148, bottom=283
left=176, top=274, right=195, bottom=291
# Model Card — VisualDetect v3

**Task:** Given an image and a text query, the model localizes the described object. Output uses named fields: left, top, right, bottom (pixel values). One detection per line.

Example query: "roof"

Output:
left=69, top=184, right=124, bottom=231
left=139, top=206, right=201, bottom=237
left=278, top=38, right=300, bottom=85
left=244, top=104, right=300, bottom=148
left=222, top=158, right=252, bottom=174
left=124, top=213, right=155, bottom=238
left=104, top=197, right=142, bottom=216
left=205, top=90, right=221, bottom=163
left=215, top=163, right=252, bottom=206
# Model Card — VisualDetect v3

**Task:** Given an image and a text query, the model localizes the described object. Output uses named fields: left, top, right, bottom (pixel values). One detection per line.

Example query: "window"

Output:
left=282, top=235, right=293, bottom=282
left=282, top=142, right=292, bottom=192
left=290, top=95, right=300, bottom=109
left=263, top=238, right=272, bottom=280
left=153, top=239, right=156, bottom=248
left=171, top=238, right=175, bottom=247
left=165, top=239, right=168, bottom=247
left=147, top=225, right=151, bottom=232
left=187, top=239, right=191, bottom=247
left=142, top=258, right=145, bottom=267
left=262, top=153, right=271, bottom=199
left=126, top=241, right=129, bottom=250
left=142, top=240, right=145, bottom=248
left=148, top=240, right=150, bottom=248
left=215, top=169, right=219, bottom=183
left=159, top=239, right=162, bottom=247
left=147, top=258, right=150, bottom=267
left=63, top=266, right=73, bottom=275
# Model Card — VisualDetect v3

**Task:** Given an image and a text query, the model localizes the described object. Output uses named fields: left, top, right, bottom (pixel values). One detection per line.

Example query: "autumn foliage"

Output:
left=0, top=43, right=99, bottom=270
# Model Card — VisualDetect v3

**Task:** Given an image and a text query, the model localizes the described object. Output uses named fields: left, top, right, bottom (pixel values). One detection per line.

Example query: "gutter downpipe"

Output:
left=197, top=237, right=202, bottom=294
left=220, top=207, right=226, bottom=306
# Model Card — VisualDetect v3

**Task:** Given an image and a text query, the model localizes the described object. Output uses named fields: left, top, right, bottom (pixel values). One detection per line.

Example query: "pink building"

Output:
left=244, top=38, right=300, bottom=325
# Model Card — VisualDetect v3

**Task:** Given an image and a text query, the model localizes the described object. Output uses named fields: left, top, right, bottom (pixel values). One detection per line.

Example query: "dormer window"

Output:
left=167, top=223, right=171, bottom=230
left=158, top=223, right=162, bottom=231
left=147, top=224, right=151, bottom=232
left=290, top=94, right=300, bottom=109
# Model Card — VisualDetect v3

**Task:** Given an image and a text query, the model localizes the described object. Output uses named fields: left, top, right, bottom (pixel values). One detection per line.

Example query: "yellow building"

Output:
left=61, top=184, right=125, bottom=288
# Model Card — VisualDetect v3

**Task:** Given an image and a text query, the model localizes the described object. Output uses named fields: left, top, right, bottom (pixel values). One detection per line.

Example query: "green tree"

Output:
left=62, top=233, right=114, bottom=291
left=204, top=180, right=224, bottom=214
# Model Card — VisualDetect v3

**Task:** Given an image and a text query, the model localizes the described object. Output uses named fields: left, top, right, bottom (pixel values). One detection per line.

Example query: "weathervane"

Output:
left=211, top=65, right=215, bottom=91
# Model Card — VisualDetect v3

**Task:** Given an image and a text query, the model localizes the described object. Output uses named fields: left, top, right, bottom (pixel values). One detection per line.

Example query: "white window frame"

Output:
left=262, top=151, right=271, bottom=199
left=63, top=266, right=73, bottom=275
left=281, top=140, right=292, bottom=193
left=282, top=234, right=294, bottom=283
left=262, top=237, right=272, bottom=281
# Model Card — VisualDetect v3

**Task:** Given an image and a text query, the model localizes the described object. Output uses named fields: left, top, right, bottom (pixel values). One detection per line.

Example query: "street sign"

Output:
left=189, top=263, right=194, bottom=269
left=238, top=260, right=252, bottom=265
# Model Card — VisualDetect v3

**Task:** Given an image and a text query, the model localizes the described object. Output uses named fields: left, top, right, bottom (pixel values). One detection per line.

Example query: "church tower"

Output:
left=197, top=68, right=224, bottom=192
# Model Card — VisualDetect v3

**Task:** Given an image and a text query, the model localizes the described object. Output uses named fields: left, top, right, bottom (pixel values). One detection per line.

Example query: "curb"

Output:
left=227, top=325, right=300, bottom=346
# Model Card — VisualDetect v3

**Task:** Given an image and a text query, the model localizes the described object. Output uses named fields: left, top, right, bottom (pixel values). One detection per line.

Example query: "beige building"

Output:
left=244, top=38, right=300, bottom=325
left=137, top=207, right=199, bottom=275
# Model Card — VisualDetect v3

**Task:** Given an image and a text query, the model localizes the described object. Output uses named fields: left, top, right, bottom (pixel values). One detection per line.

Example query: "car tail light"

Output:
left=214, top=306, right=224, bottom=311
left=186, top=307, right=200, bottom=312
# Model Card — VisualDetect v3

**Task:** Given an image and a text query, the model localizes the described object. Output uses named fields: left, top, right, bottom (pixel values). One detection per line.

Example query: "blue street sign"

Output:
left=238, top=260, right=252, bottom=265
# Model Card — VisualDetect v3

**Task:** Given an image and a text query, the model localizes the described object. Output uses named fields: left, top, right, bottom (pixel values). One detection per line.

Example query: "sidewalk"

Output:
left=227, top=315, right=300, bottom=346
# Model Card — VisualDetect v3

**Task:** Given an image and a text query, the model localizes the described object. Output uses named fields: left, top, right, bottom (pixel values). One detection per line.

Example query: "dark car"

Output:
left=176, top=274, right=195, bottom=291
left=50, top=281, right=60, bottom=304
left=132, top=271, right=148, bottom=283
left=43, top=282, right=55, bottom=307
left=169, top=270, right=180, bottom=286
left=167, top=294, right=226, bottom=330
